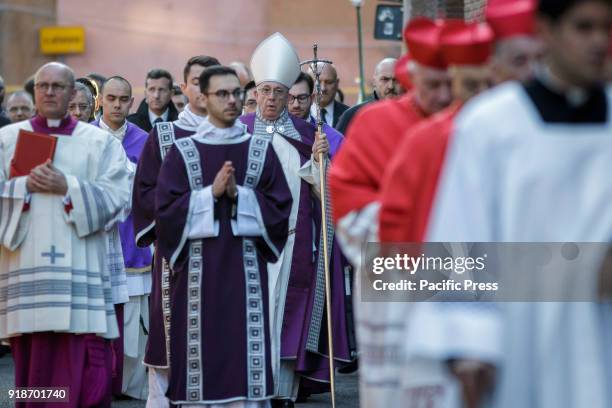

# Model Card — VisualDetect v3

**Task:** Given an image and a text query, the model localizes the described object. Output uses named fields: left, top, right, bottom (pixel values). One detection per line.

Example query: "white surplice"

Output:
left=0, top=120, right=132, bottom=339
left=424, top=83, right=612, bottom=408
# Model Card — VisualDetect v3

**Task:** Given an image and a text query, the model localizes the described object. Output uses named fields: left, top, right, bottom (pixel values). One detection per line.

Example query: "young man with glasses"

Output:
left=288, top=72, right=344, bottom=156
left=240, top=33, right=354, bottom=408
left=132, top=55, right=220, bottom=408
left=155, top=65, right=292, bottom=407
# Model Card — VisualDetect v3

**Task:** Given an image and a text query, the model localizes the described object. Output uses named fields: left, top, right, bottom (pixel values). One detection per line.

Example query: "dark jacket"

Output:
left=335, top=92, right=379, bottom=135
left=127, top=98, right=179, bottom=133
left=0, top=114, right=11, bottom=129
left=329, top=100, right=349, bottom=128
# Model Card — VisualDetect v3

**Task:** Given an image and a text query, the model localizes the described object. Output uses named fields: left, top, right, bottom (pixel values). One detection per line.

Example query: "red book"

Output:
left=9, top=129, right=58, bottom=179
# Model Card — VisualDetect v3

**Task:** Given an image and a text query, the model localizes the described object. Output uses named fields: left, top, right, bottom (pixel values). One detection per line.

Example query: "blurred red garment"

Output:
left=329, top=92, right=427, bottom=223
left=379, top=104, right=460, bottom=243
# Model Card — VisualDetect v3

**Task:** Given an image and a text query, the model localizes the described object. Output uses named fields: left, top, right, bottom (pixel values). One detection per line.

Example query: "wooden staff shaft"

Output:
left=317, top=123, right=336, bottom=408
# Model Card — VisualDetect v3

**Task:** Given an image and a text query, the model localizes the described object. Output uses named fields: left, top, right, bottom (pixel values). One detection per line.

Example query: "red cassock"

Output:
left=379, top=103, right=461, bottom=242
left=329, top=92, right=428, bottom=223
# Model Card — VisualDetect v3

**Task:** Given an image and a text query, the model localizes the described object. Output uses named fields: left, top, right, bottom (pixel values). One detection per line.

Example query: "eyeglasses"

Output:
left=245, top=99, right=257, bottom=108
left=288, top=94, right=310, bottom=104
left=35, top=82, right=69, bottom=93
left=258, top=87, right=287, bottom=98
left=205, top=88, right=245, bottom=101
left=69, top=103, right=92, bottom=111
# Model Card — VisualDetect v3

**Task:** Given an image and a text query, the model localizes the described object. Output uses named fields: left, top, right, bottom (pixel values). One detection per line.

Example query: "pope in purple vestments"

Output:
left=155, top=119, right=292, bottom=404
left=241, top=111, right=355, bottom=395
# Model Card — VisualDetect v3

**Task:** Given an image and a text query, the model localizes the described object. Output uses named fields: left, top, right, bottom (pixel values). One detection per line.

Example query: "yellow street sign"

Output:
left=39, top=26, right=85, bottom=55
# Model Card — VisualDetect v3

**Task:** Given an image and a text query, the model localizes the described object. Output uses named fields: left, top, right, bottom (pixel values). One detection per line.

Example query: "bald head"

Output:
left=374, top=58, right=397, bottom=76
left=229, top=61, right=253, bottom=87
left=34, top=62, right=77, bottom=119
left=309, top=63, right=339, bottom=108
left=102, top=76, right=134, bottom=130
left=35, top=62, right=75, bottom=89
left=102, top=76, right=132, bottom=98
left=373, top=58, right=400, bottom=99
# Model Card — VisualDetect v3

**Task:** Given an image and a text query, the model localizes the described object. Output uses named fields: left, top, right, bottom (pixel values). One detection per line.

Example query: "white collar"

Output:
left=47, top=118, right=62, bottom=128
left=193, top=117, right=250, bottom=145
left=99, top=118, right=128, bottom=141
left=148, top=108, right=169, bottom=126
left=175, top=104, right=207, bottom=130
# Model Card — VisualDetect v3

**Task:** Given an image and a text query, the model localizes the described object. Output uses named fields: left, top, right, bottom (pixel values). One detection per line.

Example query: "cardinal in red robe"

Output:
left=330, top=18, right=453, bottom=252
left=327, top=18, right=453, bottom=408
left=379, top=10, right=538, bottom=243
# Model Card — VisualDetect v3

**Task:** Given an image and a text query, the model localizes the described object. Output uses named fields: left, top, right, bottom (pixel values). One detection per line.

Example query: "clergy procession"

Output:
left=0, top=0, right=611, bottom=406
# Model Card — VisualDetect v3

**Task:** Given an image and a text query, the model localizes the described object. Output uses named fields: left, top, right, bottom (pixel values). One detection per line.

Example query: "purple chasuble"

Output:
left=155, top=133, right=291, bottom=403
left=132, top=122, right=195, bottom=368
left=240, top=113, right=355, bottom=387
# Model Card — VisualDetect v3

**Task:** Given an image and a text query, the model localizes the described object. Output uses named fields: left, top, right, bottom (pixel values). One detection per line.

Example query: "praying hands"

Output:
left=212, top=160, right=237, bottom=199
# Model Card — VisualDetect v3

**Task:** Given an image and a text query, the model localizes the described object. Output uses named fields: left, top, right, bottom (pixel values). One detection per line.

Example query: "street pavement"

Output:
left=0, top=352, right=359, bottom=407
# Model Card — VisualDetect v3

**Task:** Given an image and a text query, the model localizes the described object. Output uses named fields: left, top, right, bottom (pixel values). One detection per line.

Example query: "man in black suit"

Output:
left=308, top=63, right=349, bottom=128
left=127, top=68, right=179, bottom=132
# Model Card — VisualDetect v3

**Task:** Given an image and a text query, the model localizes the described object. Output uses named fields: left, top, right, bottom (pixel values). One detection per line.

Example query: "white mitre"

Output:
left=250, top=32, right=301, bottom=89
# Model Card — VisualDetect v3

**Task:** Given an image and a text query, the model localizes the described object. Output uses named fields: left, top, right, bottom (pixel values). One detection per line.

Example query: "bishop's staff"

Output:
left=301, top=44, right=336, bottom=408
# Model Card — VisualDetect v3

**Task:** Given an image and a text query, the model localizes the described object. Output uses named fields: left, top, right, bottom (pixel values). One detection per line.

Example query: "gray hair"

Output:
left=73, top=82, right=94, bottom=108
left=7, top=90, right=33, bottom=106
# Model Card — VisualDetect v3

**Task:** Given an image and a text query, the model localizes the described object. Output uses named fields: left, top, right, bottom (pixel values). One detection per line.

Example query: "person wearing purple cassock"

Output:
left=155, top=65, right=292, bottom=407
left=93, top=76, right=153, bottom=400
left=131, top=55, right=220, bottom=408
left=0, top=62, right=133, bottom=408
left=241, top=33, right=354, bottom=408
